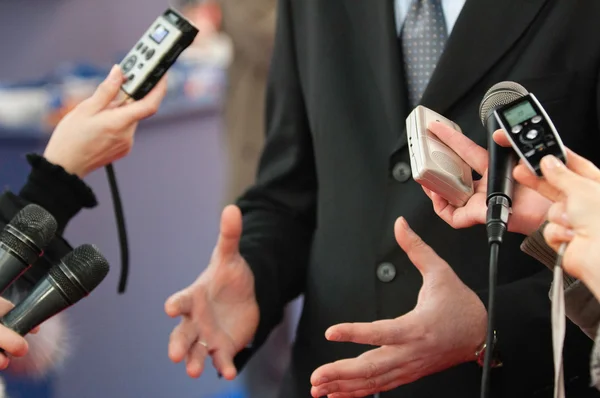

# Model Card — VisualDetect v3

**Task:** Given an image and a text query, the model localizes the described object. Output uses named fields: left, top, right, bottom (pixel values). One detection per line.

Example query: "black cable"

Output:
left=105, top=163, right=129, bottom=294
left=480, top=241, right=499, bottom=398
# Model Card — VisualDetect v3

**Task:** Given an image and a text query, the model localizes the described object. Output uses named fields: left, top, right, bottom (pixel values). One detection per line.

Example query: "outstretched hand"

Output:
left=310, top=217, right=486, bottom=398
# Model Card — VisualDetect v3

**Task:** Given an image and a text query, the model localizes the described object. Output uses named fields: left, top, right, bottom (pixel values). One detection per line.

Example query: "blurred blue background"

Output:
left=0, top=0, right=255, bottom=397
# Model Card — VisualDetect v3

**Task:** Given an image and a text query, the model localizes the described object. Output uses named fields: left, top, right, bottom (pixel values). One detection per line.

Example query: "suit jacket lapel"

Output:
left=393, top=0, right=550, bottom=152
left=343, top=0, right=409, bottom=148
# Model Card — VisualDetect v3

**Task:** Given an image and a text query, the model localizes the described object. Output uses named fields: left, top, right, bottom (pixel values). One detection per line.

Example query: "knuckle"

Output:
left=365, top=362, right=379, bottom=378
left=366, top=376, right=378, bottom=390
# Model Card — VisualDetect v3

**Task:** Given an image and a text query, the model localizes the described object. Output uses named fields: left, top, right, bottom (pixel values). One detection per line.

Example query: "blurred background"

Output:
left=0, top=0, right=301, bottom=397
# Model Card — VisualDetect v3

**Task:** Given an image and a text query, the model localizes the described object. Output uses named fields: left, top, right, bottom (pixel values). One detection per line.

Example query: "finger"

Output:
left=0, top=326, right=28, bottom=357
left=0, top=353, right=8, bottom=370
left=165, top=290, right=193, bottom=317
left=427, top=121, right=488, bottom=175
left=0, top=297, right=14, bottom=315
left=325, top=374, right=404, bottom=398
left=543, top=222, right=574, bottom=249
left=324, top=318, right=411, bottom=346
left=492, top=129, right=512, bottom=147
left=313, top=368, right=406, bottom=397
left=108, top=76, right=167, bottom=124
left=430, top=191, right=487, bottom=229
left=513, top=164, right=565, bottom=202
left=30, top=325, right=40, bottom=334
left=564, top=148, right=600, bottom=182
left=421, top=186, right=433, bottom=199
left=394, top=217, right=448, bottom=274
left=540, top=155, right=590, bottom=195
left=185, top=340, right=208, bottom=378
left=215, top=205, right=243, bottom=262
left=211, top=346, right=237, bottom=380
left=168, top=319, right=198, bottom=363
left=79, top=65, right=125, bottom=114
left=311, top=347, right=398, bottom=387
left=546, top=202, right=570, bottom=228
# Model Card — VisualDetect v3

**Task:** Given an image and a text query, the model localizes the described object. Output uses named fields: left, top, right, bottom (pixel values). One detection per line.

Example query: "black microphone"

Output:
left=0, top=204, right=57, bottom=294
left=0, top=244, right=109, bottom=337
left=479, top=82, right=528, bottom=244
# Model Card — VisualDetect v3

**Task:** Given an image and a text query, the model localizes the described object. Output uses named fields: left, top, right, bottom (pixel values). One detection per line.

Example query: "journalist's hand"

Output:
left=165, top=205, right=259, bottom=380
left=422, top=122, right=551, bottom=236
left=310, top=217, right=486, bottom=398
left=43, top=64, right=167, bottom=178
left=514, top=154, right=600, bottom=298
left=0, top=297, right=39, bottom=369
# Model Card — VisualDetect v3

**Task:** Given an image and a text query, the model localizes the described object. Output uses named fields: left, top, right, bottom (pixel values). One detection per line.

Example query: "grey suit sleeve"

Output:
left=521, top=222, right=600, bottom=339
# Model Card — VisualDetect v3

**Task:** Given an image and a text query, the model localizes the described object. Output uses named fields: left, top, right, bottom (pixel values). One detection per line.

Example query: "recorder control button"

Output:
left=377, top=263, right=396, bottom=283
left=136, top=42, right=143, bottom=51
left=122, top=56, right=137, bottom=73
left=146, top=49, right=155, bottom=60
left=525, top=129, right=539, bottom=140
left=532, top=115, right=542, bottom=124
left=525, top=149, right=535, bottom=157
left=392, top=162, right=411, bottom=183
left=511, top=124, right=523, bottom=134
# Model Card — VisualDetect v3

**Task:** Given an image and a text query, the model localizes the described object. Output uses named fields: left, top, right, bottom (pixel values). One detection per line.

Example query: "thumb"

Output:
left=492, top=129, right=512, bottom=147
left=81, top=65, right=125, bottom=114
left=215, top=205, right=243, bottom=261
left=394, top=217, right=447, bottom=275
left=540, top=155, right=587, bottom=195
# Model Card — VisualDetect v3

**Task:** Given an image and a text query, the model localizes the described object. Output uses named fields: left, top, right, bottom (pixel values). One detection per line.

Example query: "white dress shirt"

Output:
left=394, top=0, right=467, bottom=36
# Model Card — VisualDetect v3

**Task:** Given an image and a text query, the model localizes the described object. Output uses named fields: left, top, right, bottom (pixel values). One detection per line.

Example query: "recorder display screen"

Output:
left=503, top=101, right=537, bottom=126
left=150, top=24, right=169, bottom=44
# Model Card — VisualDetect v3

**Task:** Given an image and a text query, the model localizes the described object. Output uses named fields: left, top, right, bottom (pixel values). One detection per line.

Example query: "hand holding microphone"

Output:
left=0, top=244, right=109, bottom=359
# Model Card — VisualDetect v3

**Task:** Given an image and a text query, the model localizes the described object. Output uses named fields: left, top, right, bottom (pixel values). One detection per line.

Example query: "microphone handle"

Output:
left=486, top=115, right=517, bottom=205
left=0, top=246, right=30, bottom=296
left=1, top=278, right=70, bottom=336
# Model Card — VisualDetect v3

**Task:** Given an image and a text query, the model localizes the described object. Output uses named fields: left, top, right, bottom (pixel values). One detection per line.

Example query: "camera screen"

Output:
left=503, top=101, right=537, bottom=127
left=150, top=24, right=169, bottom=44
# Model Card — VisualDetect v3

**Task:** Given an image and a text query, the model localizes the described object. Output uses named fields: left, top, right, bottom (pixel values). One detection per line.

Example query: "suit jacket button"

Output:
left=377, top=262, right=396, bottom=282
left=392, top=162, right=411, bottom=183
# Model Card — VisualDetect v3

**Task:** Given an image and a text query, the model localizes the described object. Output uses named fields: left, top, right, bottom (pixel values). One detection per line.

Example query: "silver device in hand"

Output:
left=119, top=8, right=198, bottom=100
left=407, top=106, right=474, bottom=207
left=493, top=93, right=567, bottom=176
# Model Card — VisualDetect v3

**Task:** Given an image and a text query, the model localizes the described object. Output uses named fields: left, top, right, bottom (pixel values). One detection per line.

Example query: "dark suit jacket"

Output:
left=234, top=1, right=600, bottom=397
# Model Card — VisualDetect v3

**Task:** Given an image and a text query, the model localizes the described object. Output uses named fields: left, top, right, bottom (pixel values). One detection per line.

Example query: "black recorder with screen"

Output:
left=493, top=94, right=567, bottom=176
left=119, top=8, right=198, bottom=100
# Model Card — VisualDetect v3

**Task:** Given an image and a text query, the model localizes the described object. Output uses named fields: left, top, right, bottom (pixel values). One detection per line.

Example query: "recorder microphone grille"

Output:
left=431, top=151, right=463, bottom=177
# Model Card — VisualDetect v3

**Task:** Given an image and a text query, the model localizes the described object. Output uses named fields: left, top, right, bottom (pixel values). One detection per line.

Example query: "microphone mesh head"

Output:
left=9, top=204, right=58, bottom=251
left=479, top=81, right=529, bottom=125
left=50, top=244, right=109, bottom=303
left=0, top=204, right=57, bottom=264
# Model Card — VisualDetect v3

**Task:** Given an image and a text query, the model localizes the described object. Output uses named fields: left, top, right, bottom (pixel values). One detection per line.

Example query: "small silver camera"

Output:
left=407, top=106, right=475, bottom=207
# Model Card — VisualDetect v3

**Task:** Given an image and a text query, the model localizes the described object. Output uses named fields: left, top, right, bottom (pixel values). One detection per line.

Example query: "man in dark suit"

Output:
left=165, top=0, right=600, bottom=397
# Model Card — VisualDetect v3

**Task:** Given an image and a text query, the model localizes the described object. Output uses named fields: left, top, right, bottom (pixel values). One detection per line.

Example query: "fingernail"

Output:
left=109, top=65, right=121, bottom=82
left=542, top=155, right=562, bottom=170
left=561, top=213, right=569, bottom=224
left=565, top=229, right=575, bottom=238
left=327, top=332, right=340, bottom=341
left=317, top=377, right=329, bottom=384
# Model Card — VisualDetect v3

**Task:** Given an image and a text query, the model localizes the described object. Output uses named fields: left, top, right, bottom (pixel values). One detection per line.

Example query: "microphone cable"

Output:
left=105, top=163, right=129, bottom=294
left=481, top=196, right=511, bottom=398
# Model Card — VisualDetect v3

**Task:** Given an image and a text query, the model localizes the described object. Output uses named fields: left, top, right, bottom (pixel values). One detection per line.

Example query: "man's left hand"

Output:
left=310, top=217, right=487, bottom=397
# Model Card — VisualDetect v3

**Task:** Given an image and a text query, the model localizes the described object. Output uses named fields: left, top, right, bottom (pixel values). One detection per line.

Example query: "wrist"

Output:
left=42, top=153, right=85, bottom=179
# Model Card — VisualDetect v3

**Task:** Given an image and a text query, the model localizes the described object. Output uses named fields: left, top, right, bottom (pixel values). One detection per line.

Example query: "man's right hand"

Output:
left=165, top=205, right=259, bottom=380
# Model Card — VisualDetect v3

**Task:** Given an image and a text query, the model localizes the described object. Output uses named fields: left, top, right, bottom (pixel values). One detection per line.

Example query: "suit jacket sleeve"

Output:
left=219, top=0, right=277, bottom=72
left=521, top=223, right=600, bottom=339
left=233, top=0, right=317, bottom=371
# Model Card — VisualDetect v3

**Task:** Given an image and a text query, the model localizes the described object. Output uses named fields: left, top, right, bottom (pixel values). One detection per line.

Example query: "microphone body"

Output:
left=486, top=115, right=517, bottom=207
left=0, top=205, right=57, bottom=295
left=0, top=244, right=109, bottom=341
left=479, top=82, right=529, bottom=243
